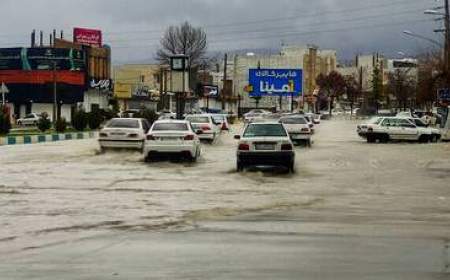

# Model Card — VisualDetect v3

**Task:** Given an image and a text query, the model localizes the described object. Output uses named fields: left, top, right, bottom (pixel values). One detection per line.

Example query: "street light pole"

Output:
left=444, top=0, right=450, bottom=79
left=52, top=61, right=57, bottom=124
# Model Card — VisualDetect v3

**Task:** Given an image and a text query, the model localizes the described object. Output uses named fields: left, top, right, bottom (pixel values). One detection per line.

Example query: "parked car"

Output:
left=185, top=114, right=221, bottom=143
left=357, top=117, right=382, bottom=139
left=118, top=109, right=140, bottom=118
left=99, top=118, right=150, bottom=151
left=235, top=121, right=295, bottom=172
left=357, top=117, right=432, bottom=143
left=143, top=120, right=202, bottom=162
left=279, top=116, right=312, bottom=146
left=406, top=117, right=441, bottom=142
left=158, top=111, right=176, bottom=120
left=211, top=114, right=230, bottom=131
left=305, top=113, right=321, bottom=124
left=16, top=113, right=41, bottom=126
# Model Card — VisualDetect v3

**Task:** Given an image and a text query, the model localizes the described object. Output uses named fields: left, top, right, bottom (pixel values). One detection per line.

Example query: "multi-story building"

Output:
left=0, top=28, right=111, bottom=122
left=232, top=45, right=337, bottom=112
left=113, top=64, right=163, bottom=112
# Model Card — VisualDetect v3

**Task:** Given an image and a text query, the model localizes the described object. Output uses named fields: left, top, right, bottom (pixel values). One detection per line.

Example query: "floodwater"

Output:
left=1, top=119, right=450, bottom=279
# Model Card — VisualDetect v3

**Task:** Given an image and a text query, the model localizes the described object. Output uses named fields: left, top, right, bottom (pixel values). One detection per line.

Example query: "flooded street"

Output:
left=1, top=119, right=450, bottom=279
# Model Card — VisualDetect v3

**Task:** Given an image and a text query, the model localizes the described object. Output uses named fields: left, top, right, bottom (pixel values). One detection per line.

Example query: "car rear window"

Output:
left=243, top=124, right=287, bottom=137
left=212, top=116, right=225, bottom=122
left=106, top=119, right=140, bottom=128
left=152, top=123, right=189, bottom=131
left=187, top=117, right=210, bottom=123
left=280, top=118, right=307, bottom=124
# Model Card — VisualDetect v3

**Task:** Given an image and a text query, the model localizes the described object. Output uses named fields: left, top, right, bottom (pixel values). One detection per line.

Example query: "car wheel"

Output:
left=144, top=153, right=152, bottom=163
left=306, top=139, right=312, bottom=147
left=367, top=135, right=376, bottom=143
left=17, top=121, right=22, bottom=126
left=288, top=161, right=295, bottom=173
left=189, top=149, right=198, bottom=163
left=419, top=135, right=429, bottom=143
left=237, top=162, right=244, bottom=172
left=379, top=134, right=389, bottom=143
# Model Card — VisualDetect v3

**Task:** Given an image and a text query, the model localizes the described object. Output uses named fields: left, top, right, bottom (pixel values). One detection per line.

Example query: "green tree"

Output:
left=0, top=105, right=11, bottom=135
left=37, top=112, right=51, bottom=132
left=370, top=65, right=383, bottom=113
left=72, top=108, right=88, bottom=131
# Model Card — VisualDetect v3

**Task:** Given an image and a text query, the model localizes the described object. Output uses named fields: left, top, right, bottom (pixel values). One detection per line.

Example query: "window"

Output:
left=243, top=124, right=287, bottom=137
left=106, top=119, right=140, bottom=128
left=152, top=123, right=189, bottom=131
left=280, top=118, right=307, bottom=124
left=186, top=117, right=210, bottom=124
left=399, top=119, right=415, bottom=127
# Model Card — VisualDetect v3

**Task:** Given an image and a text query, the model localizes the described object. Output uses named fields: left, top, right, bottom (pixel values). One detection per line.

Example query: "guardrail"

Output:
left=0, top=131, right=98, bottom=146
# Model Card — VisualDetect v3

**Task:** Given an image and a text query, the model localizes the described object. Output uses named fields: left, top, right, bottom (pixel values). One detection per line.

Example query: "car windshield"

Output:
left=187, top=116, right=210, bottom=123
left=106, top=119, right=140, bottom=128
left=243, top=124, right=287, bottom=137
left=152, top=123, right=188, bottom=131
left=368, top=117, right=382, bottom=124
left=280, top=118, right=307, bottom=124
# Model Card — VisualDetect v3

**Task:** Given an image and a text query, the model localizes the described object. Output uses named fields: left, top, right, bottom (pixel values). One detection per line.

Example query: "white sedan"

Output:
left=17, top=113, right=41, bottom=126
left=235, top=121, right=295, bottom=172
left=98, top=118, right=150, bottom=151
left=279, top=116, right=312, bottom=146
left=185, top=114, right=221, bottom=143
left=144, top=120, right=202, bottom=162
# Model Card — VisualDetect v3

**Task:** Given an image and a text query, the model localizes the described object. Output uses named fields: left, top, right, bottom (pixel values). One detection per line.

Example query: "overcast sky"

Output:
left=0, top=0, right=443, bottom=63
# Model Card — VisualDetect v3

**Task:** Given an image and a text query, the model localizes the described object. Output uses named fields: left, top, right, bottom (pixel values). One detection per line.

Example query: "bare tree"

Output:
left=387, top=69, right=416, bottom=111
left=156, top=21, right=207, bottom=67
left=416, top=50, right=446, bottom=109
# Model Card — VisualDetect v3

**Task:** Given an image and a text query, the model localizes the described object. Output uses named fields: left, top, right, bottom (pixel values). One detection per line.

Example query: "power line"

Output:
left=102, top=0, right=427, bottom=40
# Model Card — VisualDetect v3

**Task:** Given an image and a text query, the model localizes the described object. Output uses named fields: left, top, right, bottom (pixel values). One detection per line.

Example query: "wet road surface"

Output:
left=1, top=119, right=450, bottom=279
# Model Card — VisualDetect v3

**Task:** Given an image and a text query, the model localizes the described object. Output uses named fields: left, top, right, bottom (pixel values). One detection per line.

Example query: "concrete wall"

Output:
left=83, top=89, right=109, bottom=113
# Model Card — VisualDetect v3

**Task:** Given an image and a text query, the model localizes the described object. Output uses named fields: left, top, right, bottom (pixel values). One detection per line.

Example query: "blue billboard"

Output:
left=438, top=88, right=450, bottom=102
left=248, top=69, right=302, bottom=97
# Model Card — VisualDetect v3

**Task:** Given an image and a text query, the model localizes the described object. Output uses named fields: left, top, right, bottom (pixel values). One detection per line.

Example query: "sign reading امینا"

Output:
left=73, top=28, right=102, bottom=48
left=437, top=88, right=450, bottom=102
left=248, top=69, right=302, bottom=97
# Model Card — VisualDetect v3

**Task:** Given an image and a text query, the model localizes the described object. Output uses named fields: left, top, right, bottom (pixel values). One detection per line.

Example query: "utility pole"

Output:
left=222, top=53, right=228, bottom=111
left=445, top=0, right=450, bottom=82
left=52, top=61, right=57, bottom=124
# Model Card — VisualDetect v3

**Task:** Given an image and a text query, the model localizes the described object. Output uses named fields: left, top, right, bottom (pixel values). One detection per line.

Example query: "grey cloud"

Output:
left=0, top=0, right=442, bottom=63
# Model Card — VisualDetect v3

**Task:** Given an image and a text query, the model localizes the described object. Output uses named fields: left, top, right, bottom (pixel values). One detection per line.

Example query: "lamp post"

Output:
left=423, top=0, right=450, bottom=83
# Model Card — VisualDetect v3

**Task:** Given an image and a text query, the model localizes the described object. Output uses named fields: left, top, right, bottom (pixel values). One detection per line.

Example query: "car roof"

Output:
left=154, top=119, right=188, bottom=124
left=111, top=118, right=142, bottom=121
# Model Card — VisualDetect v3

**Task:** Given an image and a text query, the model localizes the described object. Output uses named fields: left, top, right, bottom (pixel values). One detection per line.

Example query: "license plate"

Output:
left=111, top=133, right=125, bottom=136
left=255, top=144, right=275, bottom=150
left=160, top=137, right=179, bottom=141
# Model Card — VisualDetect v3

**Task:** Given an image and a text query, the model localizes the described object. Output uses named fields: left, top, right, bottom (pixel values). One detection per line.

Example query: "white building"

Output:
left=232, top=45, right=337, bottom=112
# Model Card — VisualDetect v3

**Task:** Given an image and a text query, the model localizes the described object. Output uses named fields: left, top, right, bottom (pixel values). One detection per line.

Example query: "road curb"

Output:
left=0, top=131, right=98, bottom=146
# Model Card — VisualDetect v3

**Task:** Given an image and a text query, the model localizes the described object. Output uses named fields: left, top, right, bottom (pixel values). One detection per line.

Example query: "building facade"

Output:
left=113, top=64, right=163, bottom=112
left=0, top=29, right=112, bottom=122
left=232, top=45, right=337, bottom=112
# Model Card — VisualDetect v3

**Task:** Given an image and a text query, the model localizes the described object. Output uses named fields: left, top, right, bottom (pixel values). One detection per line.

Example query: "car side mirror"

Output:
left=196, top=130, right=203, bottom=135
left=234, top=135, right=241, bottom=140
